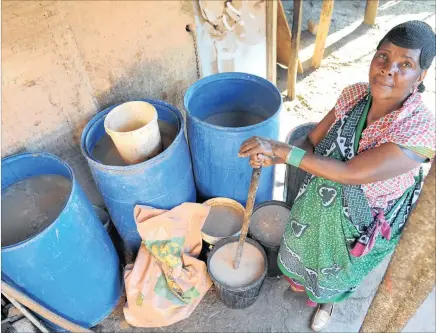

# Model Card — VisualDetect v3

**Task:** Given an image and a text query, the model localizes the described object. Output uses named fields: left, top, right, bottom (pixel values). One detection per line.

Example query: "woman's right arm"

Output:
left=248, top=108, right=336, bottom=167
left=240, top=108, right=424, bottom=185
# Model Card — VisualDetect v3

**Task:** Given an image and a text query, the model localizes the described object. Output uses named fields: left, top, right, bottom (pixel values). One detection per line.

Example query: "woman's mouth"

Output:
left=373, top=78, right=393, bottom=88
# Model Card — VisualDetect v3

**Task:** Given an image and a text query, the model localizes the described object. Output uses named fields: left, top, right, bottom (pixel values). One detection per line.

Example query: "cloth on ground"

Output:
left=123, top=203, right=212, bottom=328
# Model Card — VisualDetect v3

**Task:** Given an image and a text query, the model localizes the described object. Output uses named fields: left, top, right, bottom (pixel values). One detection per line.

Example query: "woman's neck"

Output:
left=367, top=95, right=408, bottom=126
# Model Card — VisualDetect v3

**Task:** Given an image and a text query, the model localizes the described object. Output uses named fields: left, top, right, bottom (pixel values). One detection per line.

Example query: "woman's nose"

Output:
left=381, top=63, right=398, bottom=76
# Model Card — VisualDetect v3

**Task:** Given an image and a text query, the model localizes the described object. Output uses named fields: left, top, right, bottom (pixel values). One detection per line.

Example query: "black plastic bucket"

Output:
left=207, top=237, right=267, bottom=309
left=284, top=122, right=317, bottom=206
left=198, top=240, right=213, bottom=263
left=249, top=200, right=292, bottom=277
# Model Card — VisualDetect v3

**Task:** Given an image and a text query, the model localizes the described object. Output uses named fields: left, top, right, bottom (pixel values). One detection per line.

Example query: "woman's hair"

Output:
left=376, top=20, right=436, bottom=93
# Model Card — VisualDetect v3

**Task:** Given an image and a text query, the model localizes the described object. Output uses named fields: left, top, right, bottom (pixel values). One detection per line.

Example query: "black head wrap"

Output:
left=377, top=20, right=436, bottom=93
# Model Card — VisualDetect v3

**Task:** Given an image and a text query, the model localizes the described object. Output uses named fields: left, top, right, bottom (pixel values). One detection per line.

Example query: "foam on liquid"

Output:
left=209, top=242, right=265, bottom=288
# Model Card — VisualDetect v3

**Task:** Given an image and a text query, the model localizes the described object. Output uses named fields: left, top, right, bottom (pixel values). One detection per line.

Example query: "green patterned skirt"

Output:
left=278, top=95, right=422, bottom=303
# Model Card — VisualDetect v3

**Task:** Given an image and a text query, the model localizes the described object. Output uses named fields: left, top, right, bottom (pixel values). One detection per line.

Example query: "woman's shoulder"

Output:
left=411, top=96, right=435, bottom=120
left=398, top=93, right=435, bottom=125
left=387, top=95, right=436, bottom=158
left=334, top=82, right=369, bottom=119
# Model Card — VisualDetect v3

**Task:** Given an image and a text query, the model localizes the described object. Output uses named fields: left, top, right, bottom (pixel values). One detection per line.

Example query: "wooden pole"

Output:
left=2, top=292, right=50, bottom=333
left=359, top=163, right=436, bottom=332
left=297, top=60, right=304, bottom=74
left=234, top=168, right=262, bottom=269
left=287, top=0, right=302, bottom=100
left=266, top=0, right=278, bottom=84
left=364, top=0, right=379, bottom=26
left=277, top=0, right=303, bottom=74
left=311, top=0, right=334, bottom=69
left=1, top=281, right=94, bottom=333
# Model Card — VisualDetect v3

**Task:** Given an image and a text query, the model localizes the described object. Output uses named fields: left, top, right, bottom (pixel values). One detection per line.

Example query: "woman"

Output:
left=239, top=21, right=435, bottom=331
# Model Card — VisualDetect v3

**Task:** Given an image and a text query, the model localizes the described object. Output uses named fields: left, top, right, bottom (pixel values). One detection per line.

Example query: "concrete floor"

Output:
left=95, top=255, right=435, bottom=332
left=95, top=1, right=436, bottom=332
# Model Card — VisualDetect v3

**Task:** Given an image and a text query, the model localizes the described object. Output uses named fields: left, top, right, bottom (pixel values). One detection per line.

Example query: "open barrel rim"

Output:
left=1, top=152, right=75, bottom=251
left=184, top=72, right=283, bottom=132
left=81, top=99, right=184, bottom=171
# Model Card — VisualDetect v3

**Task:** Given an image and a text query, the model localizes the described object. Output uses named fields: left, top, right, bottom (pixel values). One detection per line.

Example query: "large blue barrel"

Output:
left=81, top=99, right=196, bottom=252
left=184, top=73, right=282, bottom=205
left=1, top=152, right=121, bottom=328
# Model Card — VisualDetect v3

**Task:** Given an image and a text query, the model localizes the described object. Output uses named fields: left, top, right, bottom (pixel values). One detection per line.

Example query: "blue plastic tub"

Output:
left=1, top=152, right=122, bottom=328
left=81, top=99, right=196, bottom=252
left=184, top=73, right=282, bottom=205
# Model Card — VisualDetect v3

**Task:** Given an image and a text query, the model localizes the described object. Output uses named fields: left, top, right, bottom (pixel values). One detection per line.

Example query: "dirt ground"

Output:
left=274, top=0, right=435, bottom=198
left=96, top=1, right=436, bottom=332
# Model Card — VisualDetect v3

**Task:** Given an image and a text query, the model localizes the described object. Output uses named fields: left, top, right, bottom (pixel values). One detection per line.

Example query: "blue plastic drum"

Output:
left=1, top=152, right=122, bottom=328
left=184, top=73, right=282, bottom=205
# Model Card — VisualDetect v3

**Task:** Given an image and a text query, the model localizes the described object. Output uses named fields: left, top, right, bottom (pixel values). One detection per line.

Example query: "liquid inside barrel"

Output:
left=1, top=153, right=122, bottom=328
left=1, top=175, right=72, bottom=247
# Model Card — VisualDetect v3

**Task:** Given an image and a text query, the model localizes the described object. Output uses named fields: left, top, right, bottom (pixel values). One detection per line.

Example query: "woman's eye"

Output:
left=403, top=62, right=412, bottom=68
left=378, top=54, right=387, bottom=60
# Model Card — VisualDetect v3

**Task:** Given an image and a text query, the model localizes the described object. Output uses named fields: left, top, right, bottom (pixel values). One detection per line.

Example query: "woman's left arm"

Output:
left=239, top=139, right=423, bottom=185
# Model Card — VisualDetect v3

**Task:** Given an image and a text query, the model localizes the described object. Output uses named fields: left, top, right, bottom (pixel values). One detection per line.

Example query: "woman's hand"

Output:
left=246, top=154, right=278, bottom=168
left=238, top=137, right=290, bottom=167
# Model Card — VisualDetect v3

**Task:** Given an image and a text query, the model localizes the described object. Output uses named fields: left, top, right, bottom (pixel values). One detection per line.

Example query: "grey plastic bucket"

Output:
left=249, top=200, right=291, bottom=277
left=284, top=122, right=317, bottom=206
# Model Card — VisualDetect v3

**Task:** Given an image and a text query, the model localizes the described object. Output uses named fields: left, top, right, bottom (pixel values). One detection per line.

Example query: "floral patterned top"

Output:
left=333, top=82, right=436, bottom=209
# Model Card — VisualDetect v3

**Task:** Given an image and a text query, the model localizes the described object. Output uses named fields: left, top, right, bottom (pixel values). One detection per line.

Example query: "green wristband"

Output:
left=286, top=146, right=306, bottom=168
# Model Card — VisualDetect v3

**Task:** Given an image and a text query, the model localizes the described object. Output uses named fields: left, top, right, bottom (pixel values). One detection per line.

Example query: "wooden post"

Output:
left=287, top=0, right=302, bottom=100
left=364, top=0, right=379, bottom=25
left=266, top=0, right=278, bottom=85
left=277, top=0, right=303, bottom=74
left=311, top=0, right=334, bottom=69
left=359, top=163, right=436, bottom=332
left=298, top=60, right=304, bottom=74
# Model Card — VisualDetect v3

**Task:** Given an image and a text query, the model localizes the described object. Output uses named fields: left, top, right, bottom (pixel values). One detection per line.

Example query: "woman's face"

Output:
left=369, top=41, right=426, bottom=101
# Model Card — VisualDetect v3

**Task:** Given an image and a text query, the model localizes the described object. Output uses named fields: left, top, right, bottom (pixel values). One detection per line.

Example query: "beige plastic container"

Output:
left=104, top=101, right=162, bottom=165
left=201, top=197, right=244, bottom=245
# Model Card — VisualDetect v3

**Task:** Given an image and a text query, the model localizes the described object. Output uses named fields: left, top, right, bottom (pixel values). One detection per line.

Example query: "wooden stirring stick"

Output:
left=234, top=167, right=262, bottom=269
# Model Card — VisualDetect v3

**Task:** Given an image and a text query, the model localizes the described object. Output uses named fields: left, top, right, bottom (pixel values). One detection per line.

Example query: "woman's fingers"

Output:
left=239, top=146, right=265, bottom=158
left=239, top=138, right=275, bottom=158
left=239, top=139, right=260, bottom=156
left=240, top=136, right=260, bottom=147
left=249, top=154, right=273, bottom=168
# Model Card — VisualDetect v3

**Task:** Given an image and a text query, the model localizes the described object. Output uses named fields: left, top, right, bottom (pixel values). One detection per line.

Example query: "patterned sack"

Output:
left=123, top=203, right=212, bottom=327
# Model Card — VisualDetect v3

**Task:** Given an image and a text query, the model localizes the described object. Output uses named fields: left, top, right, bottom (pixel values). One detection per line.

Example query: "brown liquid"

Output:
left=202, top=205, right=243, bottom=237
left=1, top=175, right=72, bottom=247
left=250, top=204, right=290, bottom=246
left=204, top=111, right=266, bottom=127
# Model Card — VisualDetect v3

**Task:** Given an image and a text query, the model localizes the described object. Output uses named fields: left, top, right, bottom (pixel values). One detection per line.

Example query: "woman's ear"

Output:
left=417, top=69, right=428, bottom=85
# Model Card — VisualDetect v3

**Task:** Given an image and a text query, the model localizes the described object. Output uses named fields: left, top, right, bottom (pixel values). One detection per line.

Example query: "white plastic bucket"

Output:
left=104, top=101, right=162, bottom=164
